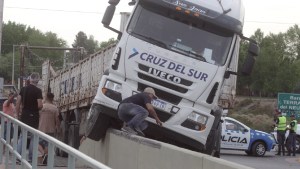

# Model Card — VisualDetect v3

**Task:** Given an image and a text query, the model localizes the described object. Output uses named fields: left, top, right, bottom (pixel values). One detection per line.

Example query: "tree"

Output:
left=0, top=21, right=67, bottom=83
left=99, top=38, right=117, bottom=50
left=72, top=31, right=99, bottom=55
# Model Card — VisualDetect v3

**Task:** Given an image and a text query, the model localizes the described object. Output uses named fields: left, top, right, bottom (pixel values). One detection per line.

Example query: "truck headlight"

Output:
left=181, top=111, right=208, bottom=131
left=104, top=80, right=122, bottom=92
left=102, top=80, right=122, bottom=102
left=188, top=111, right=208, bottom=124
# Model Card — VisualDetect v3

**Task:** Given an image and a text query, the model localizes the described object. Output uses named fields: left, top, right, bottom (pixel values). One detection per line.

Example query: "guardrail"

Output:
left=0, top=111, right=111, bottom=169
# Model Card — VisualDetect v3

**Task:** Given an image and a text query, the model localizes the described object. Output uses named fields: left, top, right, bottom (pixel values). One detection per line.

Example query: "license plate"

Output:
left=152, top=99, right=167, bottom=110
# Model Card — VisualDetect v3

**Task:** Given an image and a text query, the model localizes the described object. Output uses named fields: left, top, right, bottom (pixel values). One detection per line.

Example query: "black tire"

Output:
left=245, top=150, right=253, bottom=156
left=55, top=118, right=68, bottom=157
left=68, top=124, right=80, bottom=149
left=295, top=136, right=300, bottom=153
left=252, top=142, right=266, bottom=157
left=85, top=104, right=112, bottom=141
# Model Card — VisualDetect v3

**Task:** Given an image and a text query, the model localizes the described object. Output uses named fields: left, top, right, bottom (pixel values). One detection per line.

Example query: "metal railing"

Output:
left=0, top=111, right=111, bottom=169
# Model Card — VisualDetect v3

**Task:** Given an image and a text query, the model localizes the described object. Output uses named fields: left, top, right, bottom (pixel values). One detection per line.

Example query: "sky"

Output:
left=3, top=0, right=300, bottom=46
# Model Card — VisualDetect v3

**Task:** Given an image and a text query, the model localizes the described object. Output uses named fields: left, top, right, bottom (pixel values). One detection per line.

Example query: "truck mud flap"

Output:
left=85, top=104, right=122, bottom=141
left=204, top=109, right=222, bottom=157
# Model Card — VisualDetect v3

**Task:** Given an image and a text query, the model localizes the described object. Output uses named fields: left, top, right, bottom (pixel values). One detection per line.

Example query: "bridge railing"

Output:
left=0, top=111, right=111, bottom=169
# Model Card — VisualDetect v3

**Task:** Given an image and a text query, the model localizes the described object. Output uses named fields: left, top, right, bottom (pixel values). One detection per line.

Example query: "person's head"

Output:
left=275, top=109, right=282, bottom=116
left=8, top=92, right=15, bottom=101
left=46, top=92, right=54, bottom=102
left=290, top=114, right=296, bottom=120
left=29, top=72, right=40, bottom=84
left=143, top=87, right=158, bottom=100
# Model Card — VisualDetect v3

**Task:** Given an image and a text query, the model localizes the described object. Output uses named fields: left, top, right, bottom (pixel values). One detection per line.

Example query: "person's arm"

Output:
left=4, top=95, right=13, bottom=107
left=146, top=103, right=162, bottom=126
left=55, top=110, right=61, bottom=134
left=15, top=95, right=22, bottom=119
left=37, top=99, right=43, bottom=110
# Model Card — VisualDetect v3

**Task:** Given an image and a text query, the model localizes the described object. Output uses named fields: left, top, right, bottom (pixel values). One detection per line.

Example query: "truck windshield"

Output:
left=127, top=4, right=233, bottom=66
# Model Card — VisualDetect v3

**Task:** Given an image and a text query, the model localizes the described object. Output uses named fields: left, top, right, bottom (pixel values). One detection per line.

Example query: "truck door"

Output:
left=221, top=118, right=250, bottom=150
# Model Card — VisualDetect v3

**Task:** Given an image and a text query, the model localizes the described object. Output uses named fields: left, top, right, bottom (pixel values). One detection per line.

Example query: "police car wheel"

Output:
left=252, top=142, right=266, bottom=157
left=296, top=136, right=300, bottom=153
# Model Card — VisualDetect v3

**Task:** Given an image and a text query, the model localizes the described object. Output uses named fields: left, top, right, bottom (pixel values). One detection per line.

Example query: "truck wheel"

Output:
left=85, top=104, right=112, bottom=141
left=245, top=150, right=253, bottom=156
left=252, top=142, right=266, bottom=157
left=68, top=124, right=80, bottom=149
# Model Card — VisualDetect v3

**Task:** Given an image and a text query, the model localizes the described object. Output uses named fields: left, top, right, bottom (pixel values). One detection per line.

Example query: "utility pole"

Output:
left=19, top=45, right=25, bottom=89
left=0, top=0, right=4, bottom=56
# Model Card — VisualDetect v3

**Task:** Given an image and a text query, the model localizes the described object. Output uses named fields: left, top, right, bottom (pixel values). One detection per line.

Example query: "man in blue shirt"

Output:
left=118, top=87, right=162, bottom=136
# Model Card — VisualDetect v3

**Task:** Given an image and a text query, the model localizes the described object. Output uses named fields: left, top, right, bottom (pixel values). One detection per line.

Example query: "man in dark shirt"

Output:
left=118, top=87, right=162, bottom=136
left=15, top=72, right=43, bottom=162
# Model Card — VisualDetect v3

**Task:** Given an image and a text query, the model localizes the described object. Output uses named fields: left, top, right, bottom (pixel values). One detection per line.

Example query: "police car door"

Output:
left=221, top=118, right=250, bottom=150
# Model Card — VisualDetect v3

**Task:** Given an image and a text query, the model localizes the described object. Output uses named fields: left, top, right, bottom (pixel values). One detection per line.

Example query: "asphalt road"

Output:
left=220, top=149, right=300, bottom=169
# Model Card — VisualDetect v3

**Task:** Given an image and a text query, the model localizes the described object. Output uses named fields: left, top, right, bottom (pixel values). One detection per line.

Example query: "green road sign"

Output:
left=278, top=93, right=300, bottom=119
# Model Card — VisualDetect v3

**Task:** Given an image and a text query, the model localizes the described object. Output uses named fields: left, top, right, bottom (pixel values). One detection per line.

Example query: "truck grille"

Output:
left=138, top=83, right=182, bottom=105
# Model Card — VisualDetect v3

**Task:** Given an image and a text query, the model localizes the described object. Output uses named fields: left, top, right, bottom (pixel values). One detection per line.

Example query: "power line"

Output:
left=5, top=6, right=299, bottom=25
left=5, top=6, right=123, bottom=15
left=246, top=21, right=299, bottom=25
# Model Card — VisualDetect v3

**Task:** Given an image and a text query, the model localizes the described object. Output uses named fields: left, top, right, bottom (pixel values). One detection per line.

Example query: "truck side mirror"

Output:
left=241, top=42, right=259, bottom=75
left=102, top=3, right=122, bottom=39
left=102, top=5, right=116, bottom=26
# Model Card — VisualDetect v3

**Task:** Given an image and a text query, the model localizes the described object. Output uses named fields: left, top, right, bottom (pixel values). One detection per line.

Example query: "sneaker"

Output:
left=134, top=127, right=145, bottom=137
left=42, top=154, right=48, bottom=165
left=121, top=126, right=137, bottom=135
left=16, top=159, right=21, bottom=165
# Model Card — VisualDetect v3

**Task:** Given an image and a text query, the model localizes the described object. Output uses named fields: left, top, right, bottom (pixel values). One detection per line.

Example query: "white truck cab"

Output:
left=222, top=117, right=276, bottom=156
left=85, top=0, right=259, bottom=157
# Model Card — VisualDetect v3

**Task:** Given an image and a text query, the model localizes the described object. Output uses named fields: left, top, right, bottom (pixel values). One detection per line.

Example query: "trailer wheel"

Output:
left=55, top=118, right=68, bottom=157
left=85, top=104, right=112, bottom=141
left=252, top=142, right=266, bottom=157
left=68, top=124, right=80, bottom=149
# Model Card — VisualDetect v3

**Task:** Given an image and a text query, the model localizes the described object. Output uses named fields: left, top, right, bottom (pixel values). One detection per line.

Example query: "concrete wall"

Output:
left=79, top=129, right=253, bottom=169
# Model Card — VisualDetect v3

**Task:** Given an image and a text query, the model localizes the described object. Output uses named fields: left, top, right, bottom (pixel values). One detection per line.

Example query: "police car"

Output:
left=221, top=117, right=276, bottom=156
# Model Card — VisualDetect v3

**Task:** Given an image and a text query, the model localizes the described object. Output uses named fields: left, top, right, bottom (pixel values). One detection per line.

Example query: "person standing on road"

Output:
left=15, top=72, right=43, bottom=162
left=274, top=110, right=286, bottom=156
left=117, top=87, right=162, bottom=136
left=2, top=92, right=16, bottom=152
left=38, top=92, right=60, bottom=165
left=287, top=114, right=297, bottom=156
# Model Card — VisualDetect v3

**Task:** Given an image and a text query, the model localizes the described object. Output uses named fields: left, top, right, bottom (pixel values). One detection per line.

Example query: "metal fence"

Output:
left=0, top=111, right=111, bottom=169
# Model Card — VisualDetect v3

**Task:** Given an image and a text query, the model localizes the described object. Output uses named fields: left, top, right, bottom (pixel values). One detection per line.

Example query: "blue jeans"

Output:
left=288, top=132, right=296, bottom=155
left=4, top=122, right=14, bottom=141
left=118, top=103, right=148, bottom=130
left=17, top=132, right=33, bottom=161
left=277, top=130, right=286, bottom=154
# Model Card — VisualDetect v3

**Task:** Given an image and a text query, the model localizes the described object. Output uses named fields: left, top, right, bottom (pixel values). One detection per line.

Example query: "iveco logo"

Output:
left=128, top=48, right=139, bottom=59
left=148, top=67, right=182, bottom=84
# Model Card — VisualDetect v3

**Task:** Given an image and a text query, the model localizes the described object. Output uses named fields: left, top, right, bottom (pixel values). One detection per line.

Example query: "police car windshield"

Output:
left=127, top=3, right=233, bottom=66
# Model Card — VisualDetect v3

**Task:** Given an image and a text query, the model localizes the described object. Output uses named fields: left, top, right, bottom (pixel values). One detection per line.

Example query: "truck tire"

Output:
left=204, top=108, right=222, bottom=157
left=68, top=124, right=80, bottom=149
left=85, top=104, right=112, bottom=141
left=251, top=142, right=266, bottom=157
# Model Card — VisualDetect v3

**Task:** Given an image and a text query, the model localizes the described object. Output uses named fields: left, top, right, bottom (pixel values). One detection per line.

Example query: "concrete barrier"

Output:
left=79, top=129, right=253, bottom=169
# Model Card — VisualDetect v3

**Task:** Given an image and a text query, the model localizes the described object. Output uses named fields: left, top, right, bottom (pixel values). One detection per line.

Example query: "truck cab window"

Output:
left=127, top=4, right=233, bottom=66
